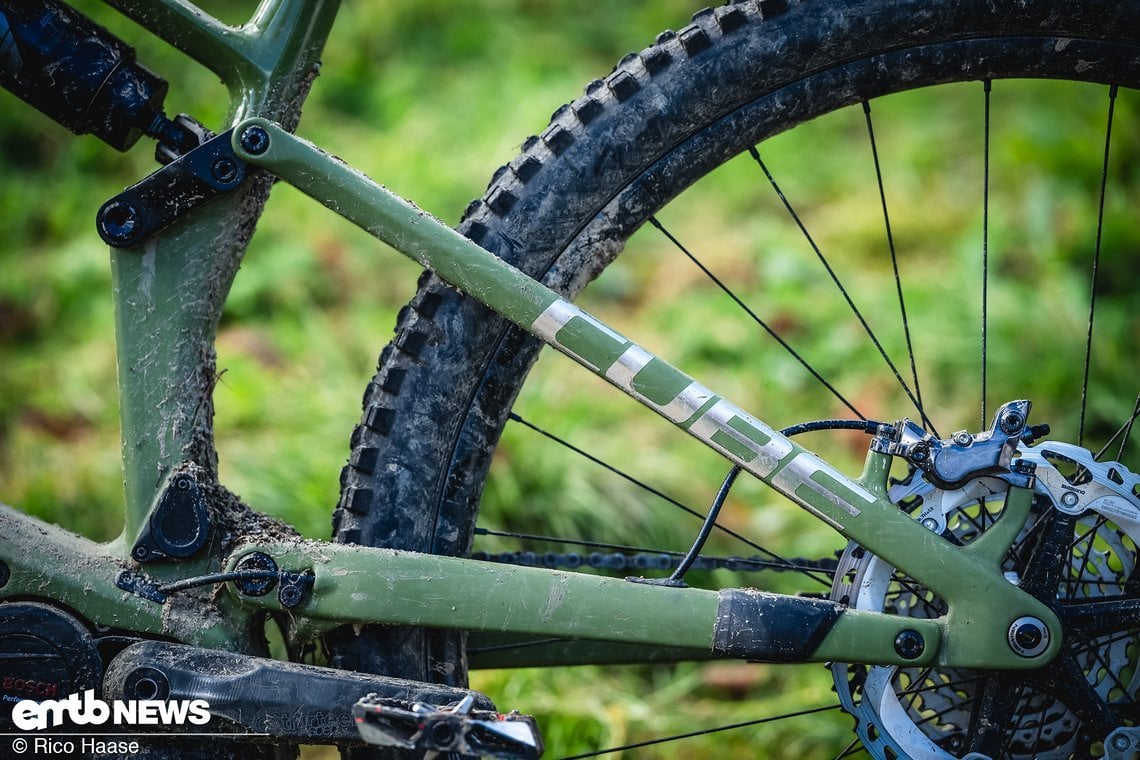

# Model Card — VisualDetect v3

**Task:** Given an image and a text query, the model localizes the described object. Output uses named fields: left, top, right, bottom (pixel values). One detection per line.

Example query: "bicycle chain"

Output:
left=470, top=549, right=837, bottom=575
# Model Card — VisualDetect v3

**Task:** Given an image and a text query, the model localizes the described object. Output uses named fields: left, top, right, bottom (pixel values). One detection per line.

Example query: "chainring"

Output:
left=831, top=446, right=1140, bottom=759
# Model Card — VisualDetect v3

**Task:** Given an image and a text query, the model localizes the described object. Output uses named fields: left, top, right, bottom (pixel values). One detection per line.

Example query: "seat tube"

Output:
left=108, top=0, right=340, bottom=546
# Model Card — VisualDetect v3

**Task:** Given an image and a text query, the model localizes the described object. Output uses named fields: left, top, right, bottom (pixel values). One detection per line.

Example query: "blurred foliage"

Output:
left=0, top=1, right=1137, bottom=759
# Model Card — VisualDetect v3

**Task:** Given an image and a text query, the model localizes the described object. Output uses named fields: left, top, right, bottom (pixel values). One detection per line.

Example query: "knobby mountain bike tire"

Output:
left=328, top=0, right=1140, bottom=757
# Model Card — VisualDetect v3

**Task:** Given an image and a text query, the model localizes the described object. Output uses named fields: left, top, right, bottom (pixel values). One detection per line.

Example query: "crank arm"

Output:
left=102, top=640, right=494, bottom=744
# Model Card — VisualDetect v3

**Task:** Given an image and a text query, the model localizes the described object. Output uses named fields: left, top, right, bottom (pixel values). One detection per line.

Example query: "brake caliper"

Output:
left=872, top=399, right=1044, bottom=489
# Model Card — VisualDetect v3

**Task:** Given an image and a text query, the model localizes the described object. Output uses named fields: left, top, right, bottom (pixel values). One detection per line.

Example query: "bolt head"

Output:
left=279, top=584, right=303, bottom=608
left=1007, top=616, right=1050, bottom=657
left=952, top=431, right=972, bottom=446
left=429, top=721, right=457, bottom=748
left=1061, top=491, right=1080, bottom=508
left=211, top=156, right=239, bottom=184
left=240, top=125, right=270, bottom=155
left=894, top=629, right=925, bottom=659
left=1014, top=624, right=1042, bottom=650
left=234, top=551, right=278, bottom=596
left=99, top=201, right=141, bottom=244
left=1112, top=734, right=1132, bottom=751
left=999, top=410, right=1025, bottom=435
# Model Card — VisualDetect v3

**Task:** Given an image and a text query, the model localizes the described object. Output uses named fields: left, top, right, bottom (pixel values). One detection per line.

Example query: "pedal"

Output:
left=354, top=693, right=543, bottom=759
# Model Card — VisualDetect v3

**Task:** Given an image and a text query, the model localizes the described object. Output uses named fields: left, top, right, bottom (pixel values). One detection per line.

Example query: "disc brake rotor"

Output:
left=831, top=445, right=1140, bottom=759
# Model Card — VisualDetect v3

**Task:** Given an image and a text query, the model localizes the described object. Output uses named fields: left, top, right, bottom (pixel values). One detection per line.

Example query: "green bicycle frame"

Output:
left=0, top=0, right=1061, bottom=676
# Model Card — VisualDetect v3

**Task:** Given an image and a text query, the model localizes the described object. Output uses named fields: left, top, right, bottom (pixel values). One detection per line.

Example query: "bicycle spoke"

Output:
left=1085, top=643, right=1136, bottom=704
left=749, top=147, right=940, bottom=436
left=834, top=737, right=866, bottom=759
left=1078, top=84, right=1119, bottom=447
left=900, top=666, right=936, bottom=712
left=981, top=79, right=992, bottom=428
left=1117, top=395, right=1140, bottom=462
left=951, top=501, right=992, bottom=541
left=558, top=704, right=843, bottom=760
left=914, top=693, right=980, bottom=729
left=884, top=574, right=948, bottom=617
left=1069, top=516, right=1108, bottom=551
left=1094, top=393, right=1140, bottom=462
left=862, top=100, right=925, bottom=427
left=1066, top=514, right=1107, bottom=599
left=1010, top=684, right=1037, bottom=737
left=1068, top=630, right=1138, bottom=657
left=647, top=215, right=863, bottom=419
left=900, top=672, right=985, bottom=701
left=506, top=413, right=834, bottom=586
left=1067, top=516, right=1111, bottom=599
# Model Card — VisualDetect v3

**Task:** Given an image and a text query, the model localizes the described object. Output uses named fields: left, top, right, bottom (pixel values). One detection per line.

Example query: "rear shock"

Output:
left=0, top=0, right=197, bottom=155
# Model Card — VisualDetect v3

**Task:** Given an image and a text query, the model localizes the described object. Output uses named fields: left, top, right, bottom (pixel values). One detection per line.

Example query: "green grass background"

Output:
left=1, top=1, right=1137, bottom=758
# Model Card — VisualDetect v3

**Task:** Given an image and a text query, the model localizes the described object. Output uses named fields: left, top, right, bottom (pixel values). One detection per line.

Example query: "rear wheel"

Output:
left=330, top=1, right=1140, bottom=756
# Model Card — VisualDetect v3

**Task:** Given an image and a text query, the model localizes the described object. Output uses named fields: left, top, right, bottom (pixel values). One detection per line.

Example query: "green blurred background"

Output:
left=1, top=1, right=1137, bottom=758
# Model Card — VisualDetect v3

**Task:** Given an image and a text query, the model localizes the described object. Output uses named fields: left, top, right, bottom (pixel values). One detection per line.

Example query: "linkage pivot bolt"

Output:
left=211, top=156, right=239, bottom=184
left=894, top=629, right=925, bottom=660
left=240, top=124, right=270, bottom=155
left=233, top=551, right=278, bottom=596
left=97, top=200, right=142, bottom=245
